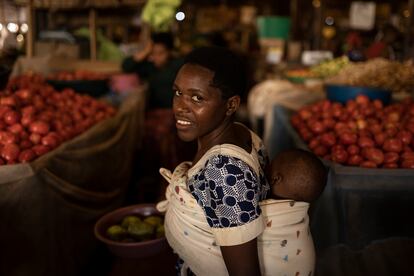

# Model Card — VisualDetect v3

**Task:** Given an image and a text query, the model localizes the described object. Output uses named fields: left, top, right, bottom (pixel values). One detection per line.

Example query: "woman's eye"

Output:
left=174, top=90, right=181, bottom=96
left=191, top=95, right=203, bottom=102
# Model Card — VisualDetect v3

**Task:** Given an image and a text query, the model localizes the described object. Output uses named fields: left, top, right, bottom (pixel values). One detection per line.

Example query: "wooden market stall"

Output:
left=1, top=2, right=150, bottom=275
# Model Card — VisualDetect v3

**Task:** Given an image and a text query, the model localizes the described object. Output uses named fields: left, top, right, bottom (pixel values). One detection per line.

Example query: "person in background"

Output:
left=122, top=32, right=184, bottom=109
left=122, top=32, right=192, bottom=202
left=343, top=31, right=365, bottom=61
left=365, top=23, right=402, bottom=60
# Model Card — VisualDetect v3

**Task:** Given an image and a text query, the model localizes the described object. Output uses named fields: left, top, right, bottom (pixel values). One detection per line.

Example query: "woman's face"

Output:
left=173, top=64, right=229, bottom=142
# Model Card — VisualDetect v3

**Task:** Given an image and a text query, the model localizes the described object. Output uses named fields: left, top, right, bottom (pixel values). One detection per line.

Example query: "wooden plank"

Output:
left=26, top=0, right=34, bottom=58
left=89, top=8, right=97, bottom=61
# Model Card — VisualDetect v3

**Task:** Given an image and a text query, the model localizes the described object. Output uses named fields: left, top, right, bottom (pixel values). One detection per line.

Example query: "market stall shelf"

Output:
left=0, top=90, right=145, bottom=276
left=264, top=105, right=414, bottom=251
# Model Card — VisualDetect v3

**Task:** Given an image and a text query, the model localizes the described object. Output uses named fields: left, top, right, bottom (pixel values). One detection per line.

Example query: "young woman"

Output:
left=156, top=48, right=268, bottom=275
left=157, top=46, right=269, bottom=275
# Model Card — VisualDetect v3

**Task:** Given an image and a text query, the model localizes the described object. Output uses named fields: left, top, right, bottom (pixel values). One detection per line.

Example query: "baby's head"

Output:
left=268, top=149, right=327, bottom=202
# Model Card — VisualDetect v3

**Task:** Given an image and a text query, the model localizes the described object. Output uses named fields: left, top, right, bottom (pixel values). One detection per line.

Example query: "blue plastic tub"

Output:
left=325, top=84, right=391, bottom=104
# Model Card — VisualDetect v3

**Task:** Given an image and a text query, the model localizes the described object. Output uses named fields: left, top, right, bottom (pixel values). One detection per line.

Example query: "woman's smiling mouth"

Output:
left=177, top=119, right=192, bottom=125
left=176, top=118, right=194, bottom=130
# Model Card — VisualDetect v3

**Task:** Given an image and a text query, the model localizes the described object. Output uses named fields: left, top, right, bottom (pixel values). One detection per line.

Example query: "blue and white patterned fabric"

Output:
left=188, top=151, right=269, bottom=228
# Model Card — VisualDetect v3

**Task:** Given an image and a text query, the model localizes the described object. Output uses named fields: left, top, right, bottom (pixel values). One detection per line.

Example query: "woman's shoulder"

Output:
left=188, top=153, right=258, bottom=182
left=232, top=123, right=267, bottom=158
left=188, top=146, right=260, bottom=178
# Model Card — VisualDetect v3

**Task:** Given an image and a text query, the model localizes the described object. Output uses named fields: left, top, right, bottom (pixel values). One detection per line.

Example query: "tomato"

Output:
left=309, top=138, right=320, bottom=150
left=358, top=137, right=375, bottom=148
left=29, top=133, right=42, bottom=145
left=18, top=149, right=36, bottom=163
left=383, top=162, right=398, bottom=168
left=362, top=106, right=375, bottom=117
left=362, top=147, right=384, bottom=165
left=20, top=140, right=33, bottom=150
left=1, top=143, right=20, bottom=161
left=339, top=132, right=357, bottom=145
left=358, top=129, right=372, bottom=138
left=32, top=145, right=51, bottom=156
left=369, top=123, right=382, bottom=134
left=360, top=160, right=377, bottom=168
left=3, top=110, right=21, bottom=125
left=322, top=118, right=336, bottom=129
left=397, top=130, right=412, bottom=145
left=401, top=160, right=414, bottom=169
left=355, top=95, right=370, bottom=106
left=346, top=100, right=357, bottom=112
left=15, top=88, right=32, bottom=100
left=29, top=121, right=50, bottom=135
left=347, top=121, right=357, bottom=132
left=41, top=134, right=59, bottom=148
left=0, top=96, right=18, bottom=107
left=374, top=133, right=387, bottom=146
left=334, top=122, right=348, bottom=135
left=383, top=138, right=403, bottom=153
left=401, top=152, right=414, bottom=162
left=309, top=121, right=326, bottom=134
left=347, top=154, right=363, bottom=166
left=385, top=127, right=398, bottom=138
left=331, top=148, right=348, bottom=164
left=21, top=105, right=36, bottom=116
left=0, top=131, right=19, bottom=144
left=373, top=99, right=383, bottom=110
left=347, top=144, right=360, bottom=155
left=386, top=112, right=400, bottom=123
left=299, top=127, right=313, bottom=142
left=8, top=124, right=24, bottom=134
left=0, top=106, right=12, bottom=119
left=384, top=152, right=399, bottom=163
left=319, top=132, right=335, bottom=147
left=356, top=119, right=367, bottom=130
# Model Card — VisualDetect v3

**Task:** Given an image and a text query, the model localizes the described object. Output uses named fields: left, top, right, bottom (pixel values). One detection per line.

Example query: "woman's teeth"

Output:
left=177, top=120, right=191, bottom=125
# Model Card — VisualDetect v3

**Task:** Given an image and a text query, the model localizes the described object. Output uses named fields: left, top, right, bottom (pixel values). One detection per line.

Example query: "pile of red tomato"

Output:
left=291, top=95, right=414, bottom=168
left=0, top=74, right=116, bottom=165
left=47, top=70, right=108, bottom=81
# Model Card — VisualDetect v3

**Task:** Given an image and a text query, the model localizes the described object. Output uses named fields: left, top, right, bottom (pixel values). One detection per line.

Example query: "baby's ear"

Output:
left=271, top=173, right=283, bottom=185
left=226, top=95, right=240, bottom=116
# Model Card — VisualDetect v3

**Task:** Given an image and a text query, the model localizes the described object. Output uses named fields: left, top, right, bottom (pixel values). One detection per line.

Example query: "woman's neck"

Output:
left=192, top=121, right=253, bottom=165
left=193, top=120, right=234, bottom=164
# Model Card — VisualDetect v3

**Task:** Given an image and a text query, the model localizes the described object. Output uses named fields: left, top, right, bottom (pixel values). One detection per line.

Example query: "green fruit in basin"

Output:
left=121, top=215, right=141, bottom=229
left=156, top=224, right=165, bottom=238
left=144, top=215, right=163, bottom=227
left=106, top=225, right=127, bottom=241
left=127, top=222, right=154, bottom=241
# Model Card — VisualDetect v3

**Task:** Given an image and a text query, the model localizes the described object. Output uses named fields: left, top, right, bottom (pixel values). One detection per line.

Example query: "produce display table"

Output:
left=264, top=105, right=414, bottom=251
left=0, top=90, right=145, bottom=276
left=247, top=79, right=324, bottom=134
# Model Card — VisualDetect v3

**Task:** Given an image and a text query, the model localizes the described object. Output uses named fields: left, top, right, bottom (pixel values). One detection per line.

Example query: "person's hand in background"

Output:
left=133, top=40, right=153, bottom=62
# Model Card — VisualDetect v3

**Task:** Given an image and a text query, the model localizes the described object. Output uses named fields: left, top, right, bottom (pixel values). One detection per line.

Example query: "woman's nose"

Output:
left=173, top=96, right=189, bottom=113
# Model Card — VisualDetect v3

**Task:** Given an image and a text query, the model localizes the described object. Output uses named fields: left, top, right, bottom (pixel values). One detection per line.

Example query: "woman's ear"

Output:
left=226, top=95, right=240, bottom=116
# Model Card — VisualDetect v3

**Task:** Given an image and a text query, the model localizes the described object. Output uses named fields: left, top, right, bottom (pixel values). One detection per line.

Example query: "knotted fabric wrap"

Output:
left=157, top=140, right=315, bottom=276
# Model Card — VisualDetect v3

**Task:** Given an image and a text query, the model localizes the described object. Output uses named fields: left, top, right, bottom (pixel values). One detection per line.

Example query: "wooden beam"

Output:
left=405, top=0, right=414, bottom=59
left=26, top=0, right=34, bottom=58
left=89, top=8, right=97, bottom=61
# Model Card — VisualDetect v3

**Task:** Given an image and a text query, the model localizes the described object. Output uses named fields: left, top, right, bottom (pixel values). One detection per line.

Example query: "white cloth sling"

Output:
left=157, top=142, right=315, bottom=276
